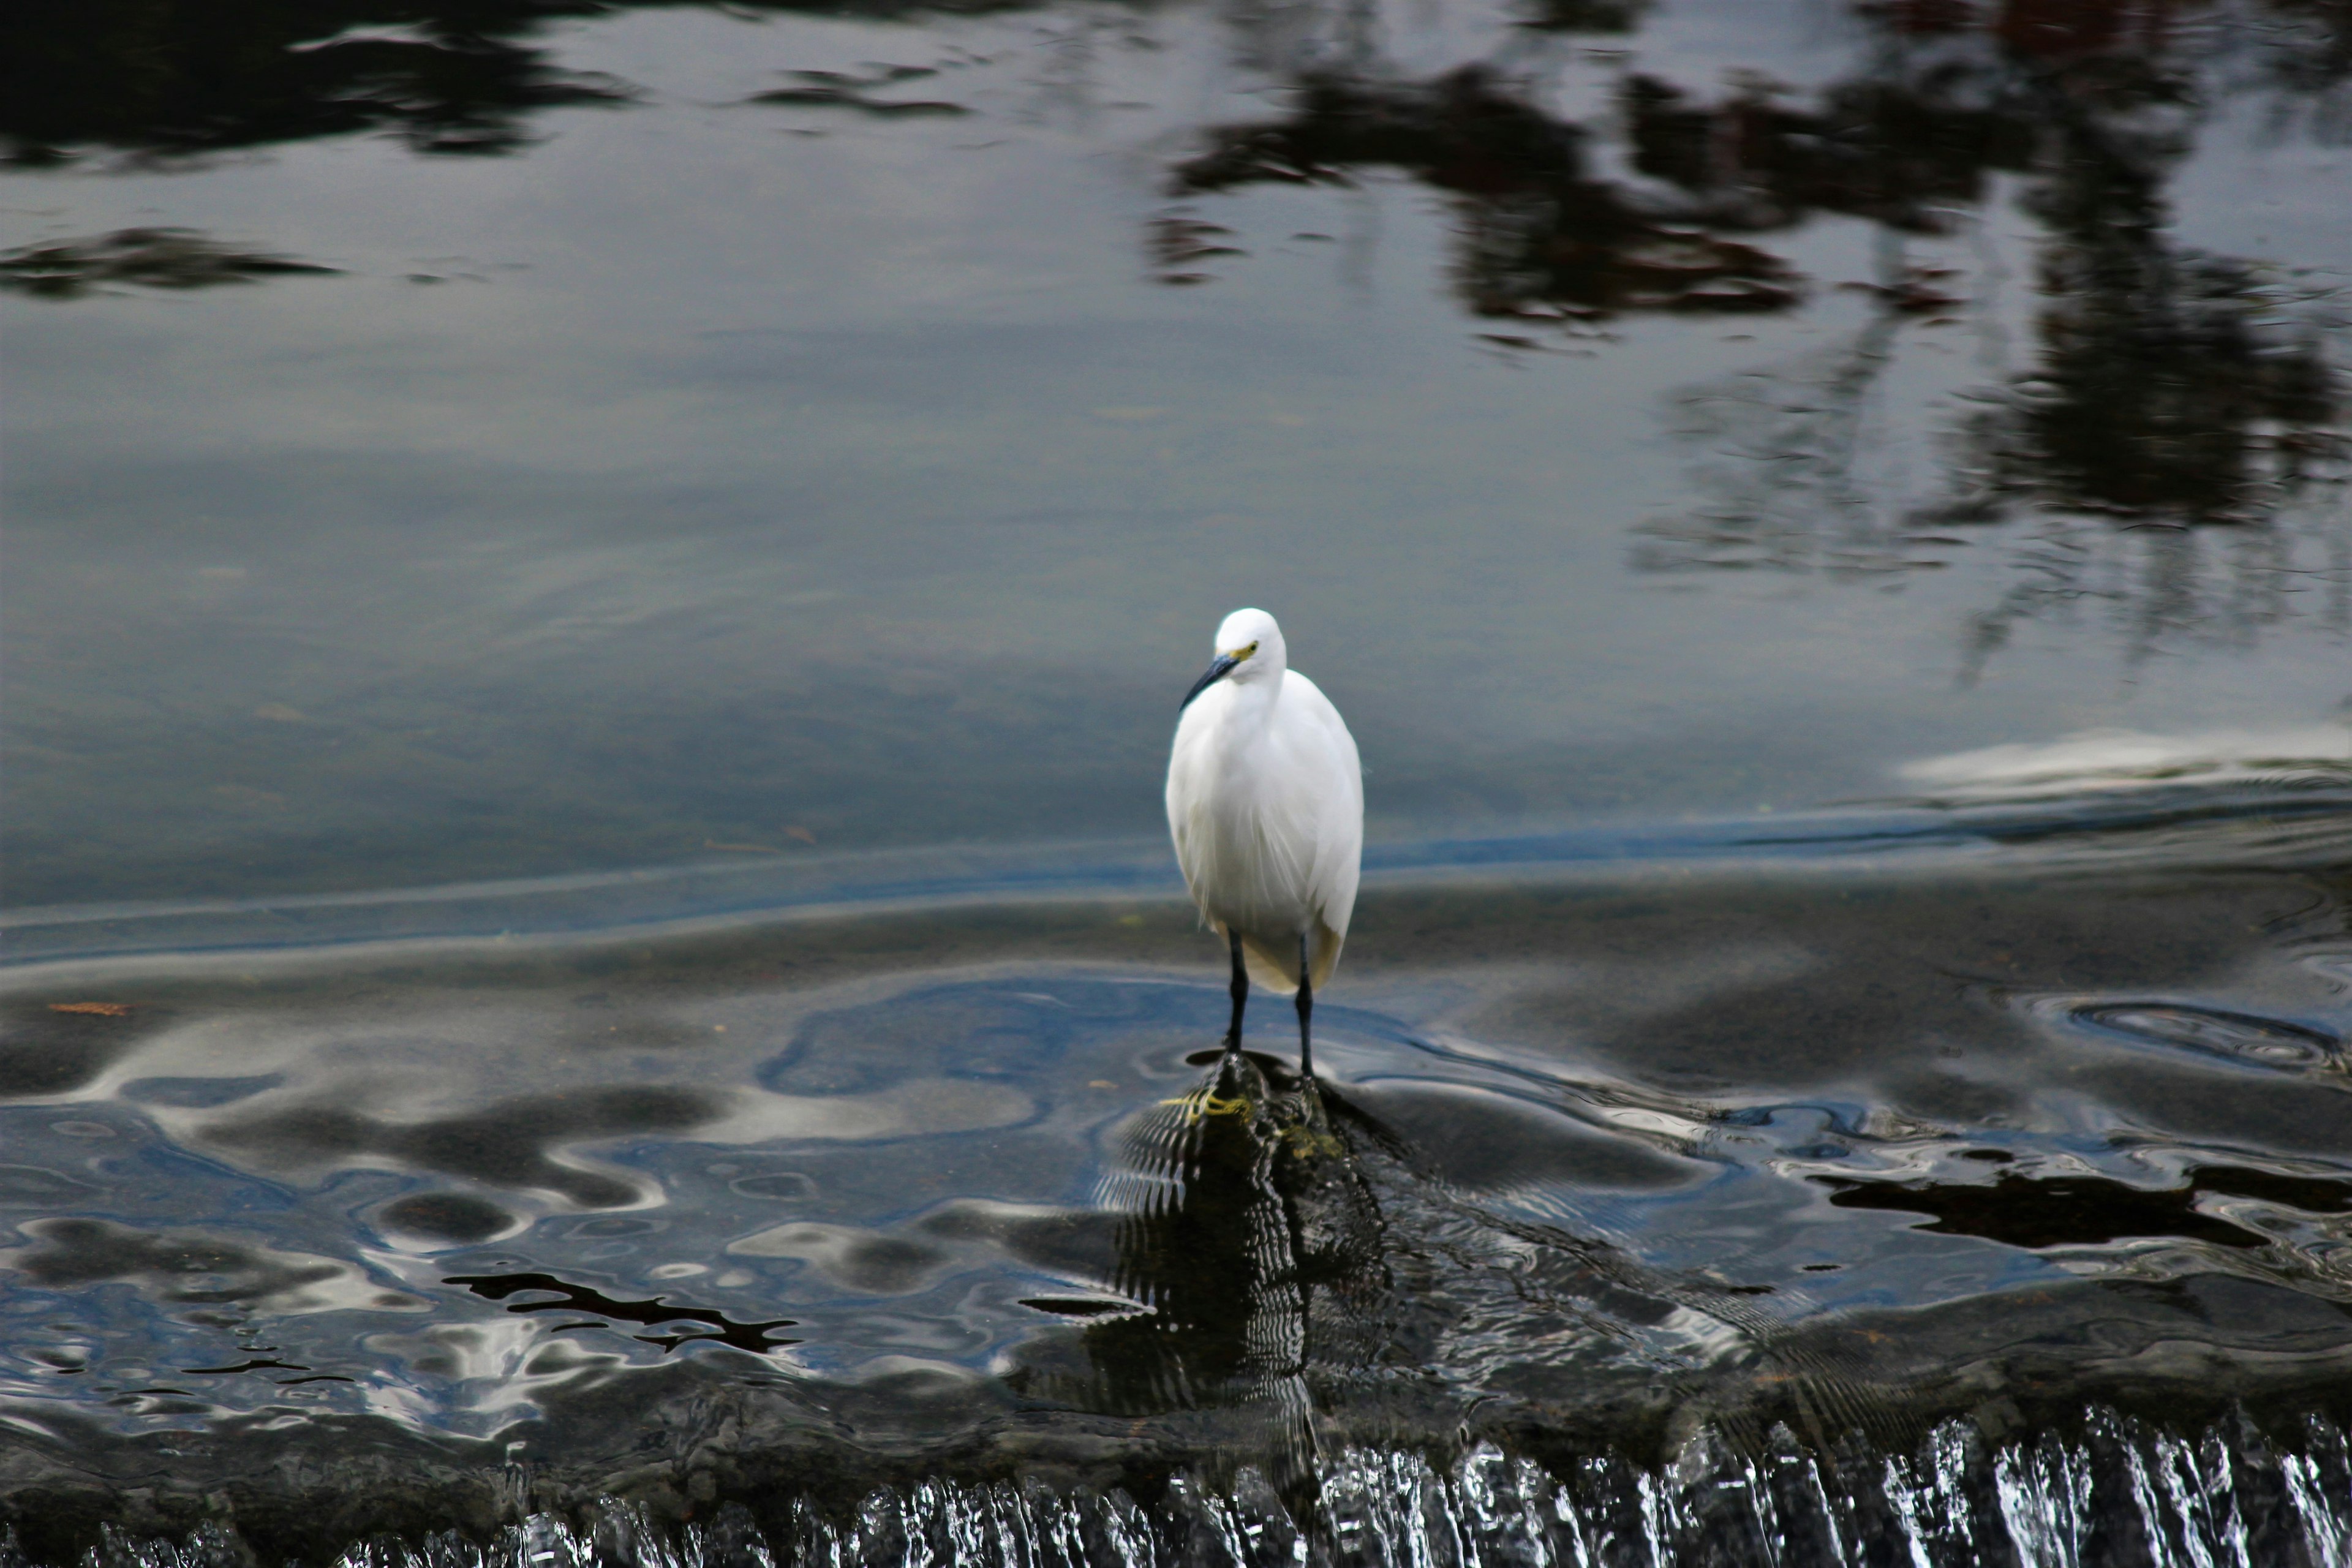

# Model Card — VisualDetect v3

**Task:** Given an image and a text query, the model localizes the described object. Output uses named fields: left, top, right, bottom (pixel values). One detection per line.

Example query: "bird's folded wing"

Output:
left=1289, top=673, right=1364, bottom=946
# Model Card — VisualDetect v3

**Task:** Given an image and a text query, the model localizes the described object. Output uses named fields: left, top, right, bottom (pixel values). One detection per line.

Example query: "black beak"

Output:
left=1180, top=652, right=1240, bottom=710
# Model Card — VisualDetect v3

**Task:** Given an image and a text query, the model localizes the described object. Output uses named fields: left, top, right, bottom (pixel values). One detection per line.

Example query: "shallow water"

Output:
left=4, top=0, right=2352, bottom=1558
left=4, top=808, right=2350, bottom=1561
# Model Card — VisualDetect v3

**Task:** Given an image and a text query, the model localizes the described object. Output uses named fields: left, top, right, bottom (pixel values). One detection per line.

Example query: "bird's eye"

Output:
left=1242, top=641, right=1259, bottom=657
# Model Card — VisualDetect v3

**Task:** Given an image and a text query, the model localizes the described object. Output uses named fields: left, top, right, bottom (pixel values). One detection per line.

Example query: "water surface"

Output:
left=4, top=0, right=2347, bottom=905
left=4, top=808, right=2350, bottom=1560
left=4, top=0, right=2351, bottom=1559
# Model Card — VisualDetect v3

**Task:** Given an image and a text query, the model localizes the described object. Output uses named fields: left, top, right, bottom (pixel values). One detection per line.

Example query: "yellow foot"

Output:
left=1159, top=1090, right=1254, bottom=1122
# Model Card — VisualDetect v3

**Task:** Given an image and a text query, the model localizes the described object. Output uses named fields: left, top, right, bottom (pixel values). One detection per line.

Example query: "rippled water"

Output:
left=2, top=805, right=2347, bottom=1561
left=4, top=0, right=2351, bottom=1558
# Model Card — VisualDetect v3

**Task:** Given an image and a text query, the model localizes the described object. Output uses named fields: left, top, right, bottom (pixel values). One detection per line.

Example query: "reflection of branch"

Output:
left=1958, top=513, right=2120, bottom=686
left=1959, top=507, right=2351, bottom=685
left=1635, top=276, right=1962, bottom=578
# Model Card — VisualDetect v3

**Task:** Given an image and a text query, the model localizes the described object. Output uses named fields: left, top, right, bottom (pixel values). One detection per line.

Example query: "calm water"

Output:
left=3, top=0, right=2351, bottom=1560
left=5, top=0, right=2348, bottom=905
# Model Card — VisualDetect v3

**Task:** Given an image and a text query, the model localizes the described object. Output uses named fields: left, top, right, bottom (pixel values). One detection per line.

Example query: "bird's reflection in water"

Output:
left=1038, top=1040, right=1869, bottom=1490
left=1072, top=1049, right=1400, bottom=1490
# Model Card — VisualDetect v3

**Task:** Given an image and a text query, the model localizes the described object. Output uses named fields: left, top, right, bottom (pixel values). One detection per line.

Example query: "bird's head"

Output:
left=1182, top=608, right=1287, bottom=709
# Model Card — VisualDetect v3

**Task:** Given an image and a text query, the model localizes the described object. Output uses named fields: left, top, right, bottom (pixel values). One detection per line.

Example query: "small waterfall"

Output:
left=22, top=1409, right=2347, bottom=1568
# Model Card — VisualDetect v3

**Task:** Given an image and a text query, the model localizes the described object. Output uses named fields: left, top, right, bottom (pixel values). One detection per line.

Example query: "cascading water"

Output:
left=28, top=1416, right=2348, bottom=1568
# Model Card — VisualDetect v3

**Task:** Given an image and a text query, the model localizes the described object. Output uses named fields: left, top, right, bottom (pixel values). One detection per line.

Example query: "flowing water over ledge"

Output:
left=29, top=1418, right=2352, bottom=1568
left=2, top=797, right=2347, bottom=1565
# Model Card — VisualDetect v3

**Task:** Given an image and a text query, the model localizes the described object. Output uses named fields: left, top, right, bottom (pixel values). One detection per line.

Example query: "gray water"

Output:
left=4, top=0, right=2351, bottom=1560
left=5, top=0, right=2348, bottom=906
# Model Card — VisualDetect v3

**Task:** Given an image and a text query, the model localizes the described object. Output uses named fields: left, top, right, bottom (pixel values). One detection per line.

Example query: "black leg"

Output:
left=1295, top=933, right=1314, bottom=1079
left=1223, top=929, right=1247, bottom=1050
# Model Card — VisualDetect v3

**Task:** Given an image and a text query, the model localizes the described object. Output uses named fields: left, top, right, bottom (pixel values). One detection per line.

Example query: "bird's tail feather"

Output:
left=1236, top=920, right=1344, bottom=994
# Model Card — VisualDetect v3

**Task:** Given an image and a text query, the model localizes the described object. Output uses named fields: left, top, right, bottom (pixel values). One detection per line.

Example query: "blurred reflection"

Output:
left=1519, top=0, right=1650, bottom=32
left=1931, top=2, right=2344, bottom=529
left=0, top=2, right=639, bottom=165
left=2213, top=0, right=2352, bottom=140
left=0, top=0, right=1023, bottom=167
left=1604, top=0, right=2351, bottom=666
left=1823, top=1161, right=2352, bottom=1249
left=1152, top=0, right=2345, bottom=665
left=0, top=228, right=341, bottom=298
left=1170, top=66, right=1803, bottom=323
left=1061, top=1050, right=1395, bottom=1487
left=746, top=66, right=972, bottom=117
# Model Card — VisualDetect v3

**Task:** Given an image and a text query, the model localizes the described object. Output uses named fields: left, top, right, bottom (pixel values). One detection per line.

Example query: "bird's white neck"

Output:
left=1218, top=668, right=1283, bottom=731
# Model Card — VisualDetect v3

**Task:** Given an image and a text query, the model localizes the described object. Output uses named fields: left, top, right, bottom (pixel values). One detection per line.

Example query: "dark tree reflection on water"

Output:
left=1605, top=1, right=2351, bottom=670
left=5, top=0, right=2345, bottom=671
left=1170, top=66, right=1804, bottom=323
left=0, top=0, right=1023, bottom=168
left=0, top=0, right=638, bottom=166
left=1156, top=0, right=2349, bottom=667
left=0, top=227, right=342, bottom=298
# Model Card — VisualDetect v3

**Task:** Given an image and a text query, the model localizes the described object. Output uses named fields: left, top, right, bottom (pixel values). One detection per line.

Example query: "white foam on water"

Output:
left=1898, top=726, right=2352, bottom=802
left=31, top=1411, right=2334, bottom=1568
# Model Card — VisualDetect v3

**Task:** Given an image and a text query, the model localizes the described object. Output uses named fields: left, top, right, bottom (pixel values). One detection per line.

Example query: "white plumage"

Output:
left=1166, top=608, right=1362, bottom=1065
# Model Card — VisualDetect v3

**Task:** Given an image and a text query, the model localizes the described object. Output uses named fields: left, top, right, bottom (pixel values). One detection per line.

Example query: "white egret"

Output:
left=1165, top=608, right=1363, bottom=1074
